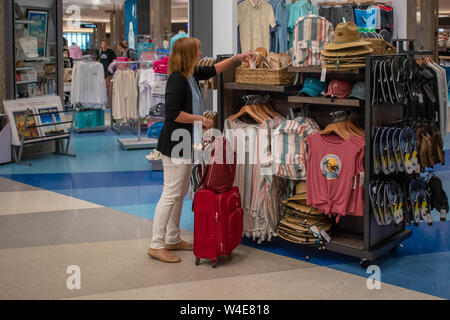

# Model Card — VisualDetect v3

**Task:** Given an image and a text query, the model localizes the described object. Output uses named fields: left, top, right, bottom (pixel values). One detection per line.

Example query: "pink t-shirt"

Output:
left=306, top=133, right=364, bottom=221
left=69, top=45, right=82, bottom=60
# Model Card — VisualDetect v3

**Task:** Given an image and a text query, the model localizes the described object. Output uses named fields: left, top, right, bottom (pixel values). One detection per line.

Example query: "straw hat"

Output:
left=295, top=181, right=306, bottom=195
left=321, top=46, right=373, bottom=58
left=324, top=22, right=371, bottom=51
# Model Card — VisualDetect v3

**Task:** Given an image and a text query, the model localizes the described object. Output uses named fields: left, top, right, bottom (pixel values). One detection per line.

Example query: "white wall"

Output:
left=212, top=0, right=237, bottom=111
left=212, top=0, right=237, bottom=57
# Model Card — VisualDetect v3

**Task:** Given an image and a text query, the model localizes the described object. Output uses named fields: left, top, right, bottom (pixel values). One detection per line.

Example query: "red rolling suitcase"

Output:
left=193, top=187, right=244, bottom=268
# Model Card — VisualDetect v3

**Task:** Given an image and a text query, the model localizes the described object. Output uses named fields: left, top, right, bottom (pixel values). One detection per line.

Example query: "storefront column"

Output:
left=189, top=0, right=213, bottom=58
left=150, top=0, right=172, bottom=46
left=416, top=0, right=439, bottom=58
left=109, top=6, right=124, bottom=52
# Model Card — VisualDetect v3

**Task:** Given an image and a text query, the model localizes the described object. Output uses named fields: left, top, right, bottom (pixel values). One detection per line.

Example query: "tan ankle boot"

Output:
left=147, top=248, right=181, bottom=263
left=165, top=240, right=194, bottom=251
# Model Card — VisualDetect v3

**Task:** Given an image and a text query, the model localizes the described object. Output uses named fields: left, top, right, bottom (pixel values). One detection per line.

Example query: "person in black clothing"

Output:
left=97, top=40, right=117, bottom=108
left=98, top=40, right=117, bottom=77
left=146, top=37, right=255, bottom=264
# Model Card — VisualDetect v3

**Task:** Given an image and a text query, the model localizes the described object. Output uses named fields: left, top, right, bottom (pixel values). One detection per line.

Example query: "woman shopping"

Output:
left=147, top=37, right=255, bottom=263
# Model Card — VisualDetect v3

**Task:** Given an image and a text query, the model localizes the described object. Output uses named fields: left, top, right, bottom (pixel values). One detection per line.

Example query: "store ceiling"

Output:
left=440, top=0, right=450, bottom=15
left=63, top=0, right=188, bottom=24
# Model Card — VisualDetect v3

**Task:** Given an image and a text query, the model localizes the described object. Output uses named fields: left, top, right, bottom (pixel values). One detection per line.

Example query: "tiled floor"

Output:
left=0, top=121, right=449, bottom=300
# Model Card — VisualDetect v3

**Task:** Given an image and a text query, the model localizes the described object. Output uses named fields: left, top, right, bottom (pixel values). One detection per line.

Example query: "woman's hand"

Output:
left=202, top=118, right=214, bottom=130
left=235, top=51, right=257, bottom=63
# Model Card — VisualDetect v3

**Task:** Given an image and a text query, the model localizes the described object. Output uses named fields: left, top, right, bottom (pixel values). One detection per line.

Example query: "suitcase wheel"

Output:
left=211, top=260, right=217, bottom=268
left=195, top=258, right=200, bottom=266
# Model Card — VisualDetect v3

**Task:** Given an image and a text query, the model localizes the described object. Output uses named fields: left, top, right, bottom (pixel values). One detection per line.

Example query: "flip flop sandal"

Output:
left=392, top=182, right=404, bottom=225
left=390, top=60, right=400, bottom=104
left=380, top=127, right=390, bottom=175
left=408, top=128, right=420, bottom=173
left=379, top=61, right=388, bottom=104
left=392, top=128, right=405, bottom=172
left=400, top=129, right=414, bottom=174
left=402, top=179, right=412, bottom=226
left=384, top=182, right=395, bottom=225
left=386, top=128, right=397, bottom=173
left=409, top=179, right=421, bottom=226
left=372, top=60, right=379, bottom=106
left=432, top=127, right=445, bottom=165
left=377, top=181, right=387, bottom=225
left=382, top=182, right=393, bottom=225
left=383, top=60, right=394, bottom=104
left=419, top=189, right=433, bottom=225
left=424, top=132, right=434, bottom=168
left=373, top=127, right=382, bottom=175
left=369, top=181, right=383, bottom=226
left=418, top=132, right=431, bottom=169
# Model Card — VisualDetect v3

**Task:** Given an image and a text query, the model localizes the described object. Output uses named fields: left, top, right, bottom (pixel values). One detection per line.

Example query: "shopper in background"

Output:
left=118, top=40, right=138, bottom=61
left=147, top=37, right=256, bottom=263
left=98, top=40, right=117, bottom=108
left=63, top=48, right=73, bottom=69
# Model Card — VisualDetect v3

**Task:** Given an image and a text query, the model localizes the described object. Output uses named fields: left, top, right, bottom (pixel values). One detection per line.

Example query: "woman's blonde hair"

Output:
left=119, top=41, right=128, bottom=50
left=168, top=37, right=201, bottom=78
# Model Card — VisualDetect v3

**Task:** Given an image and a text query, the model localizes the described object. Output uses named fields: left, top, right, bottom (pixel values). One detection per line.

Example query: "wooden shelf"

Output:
left=288, top=95, right=362, bottom=107
left=288, top=66, right=362, bottom=74
left=224, top=82, right=299, bottom=93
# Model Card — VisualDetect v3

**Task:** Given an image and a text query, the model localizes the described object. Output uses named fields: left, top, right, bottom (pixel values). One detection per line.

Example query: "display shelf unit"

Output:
left=4, top=1, right=64, bottom=101
left=216, top=54, right=424, bottom=267
left=224, top=83, right=299, bottom=93
left=13, top=108, right=76, bottom=166
left=287, top=96, right=362, bottom=107
left=288, top=66, right=361, bottom=74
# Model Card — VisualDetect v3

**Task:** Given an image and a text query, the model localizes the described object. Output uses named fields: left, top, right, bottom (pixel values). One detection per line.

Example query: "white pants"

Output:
left=151, top=155, right=192, bottom=249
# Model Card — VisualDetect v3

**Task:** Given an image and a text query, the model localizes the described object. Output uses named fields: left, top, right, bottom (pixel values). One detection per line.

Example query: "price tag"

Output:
left=320, top=68, right=327, bottom=83
left=310, top=226, right=320, bottom=238
left=441, top=210, right=447, bottom=220
left=418, top=93, right=424, bottom=104
left=320, top=230, right=332, bottom=242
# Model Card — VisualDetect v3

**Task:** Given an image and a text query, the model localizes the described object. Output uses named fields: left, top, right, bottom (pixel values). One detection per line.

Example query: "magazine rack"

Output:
left=14, top=108, right=76, bottom=166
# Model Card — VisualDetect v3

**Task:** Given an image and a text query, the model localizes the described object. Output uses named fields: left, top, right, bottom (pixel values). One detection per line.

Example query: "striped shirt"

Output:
left=292, top=15, right=334, bottom=67
left=271, top=117, right=320, bottom=180
left=224, top=117, right=283, bottom=243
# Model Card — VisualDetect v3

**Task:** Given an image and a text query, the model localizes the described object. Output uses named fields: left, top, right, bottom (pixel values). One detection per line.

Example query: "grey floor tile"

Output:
left=0, top=207, right=156, bottom=249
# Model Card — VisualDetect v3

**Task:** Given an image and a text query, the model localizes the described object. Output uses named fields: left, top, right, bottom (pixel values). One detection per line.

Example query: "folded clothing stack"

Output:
left=276, top=181, right=332, bottom=245
left=321, top=22, right=373, bottom=70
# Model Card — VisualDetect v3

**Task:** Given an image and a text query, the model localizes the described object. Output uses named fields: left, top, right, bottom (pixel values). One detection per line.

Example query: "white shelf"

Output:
left=16, top=67, right=36, bottom=71
left=16, top=80, right=37, bottom=85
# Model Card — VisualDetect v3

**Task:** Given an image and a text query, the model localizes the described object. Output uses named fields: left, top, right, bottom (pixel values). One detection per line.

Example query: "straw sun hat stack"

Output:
left=321, top=22, right=373, bottom=70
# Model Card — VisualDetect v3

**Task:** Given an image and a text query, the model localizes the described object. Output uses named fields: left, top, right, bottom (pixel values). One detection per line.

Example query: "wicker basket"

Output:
left=235, top=67, right=296, bottom=86
left=366, top=39, right=395, bottom=55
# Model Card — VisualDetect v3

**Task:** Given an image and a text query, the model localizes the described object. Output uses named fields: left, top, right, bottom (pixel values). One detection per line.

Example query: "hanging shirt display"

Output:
left=112, top=69, right=138, bottom=121
left=71, top=61, right=107, bottom=108
left=354, top=7, right=378, bottom=32
left=269, top=0, right=290, bottom=53
left=69, top=44, right=82, bottom=60
left=287, top=0, right=318, bottom=49
left=237, top=0, right=276, bottom=53
left=306, top=133, right=364, bottom=222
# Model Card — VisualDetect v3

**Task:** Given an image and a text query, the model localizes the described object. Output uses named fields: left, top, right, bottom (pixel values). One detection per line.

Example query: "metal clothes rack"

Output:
left=216, top=51, right=438, bottom=267
left=13, top=108, right=76, bottom=166
left=72, top=59, right=108, bottom=133
left=114, top=60, right=159, bottom=150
